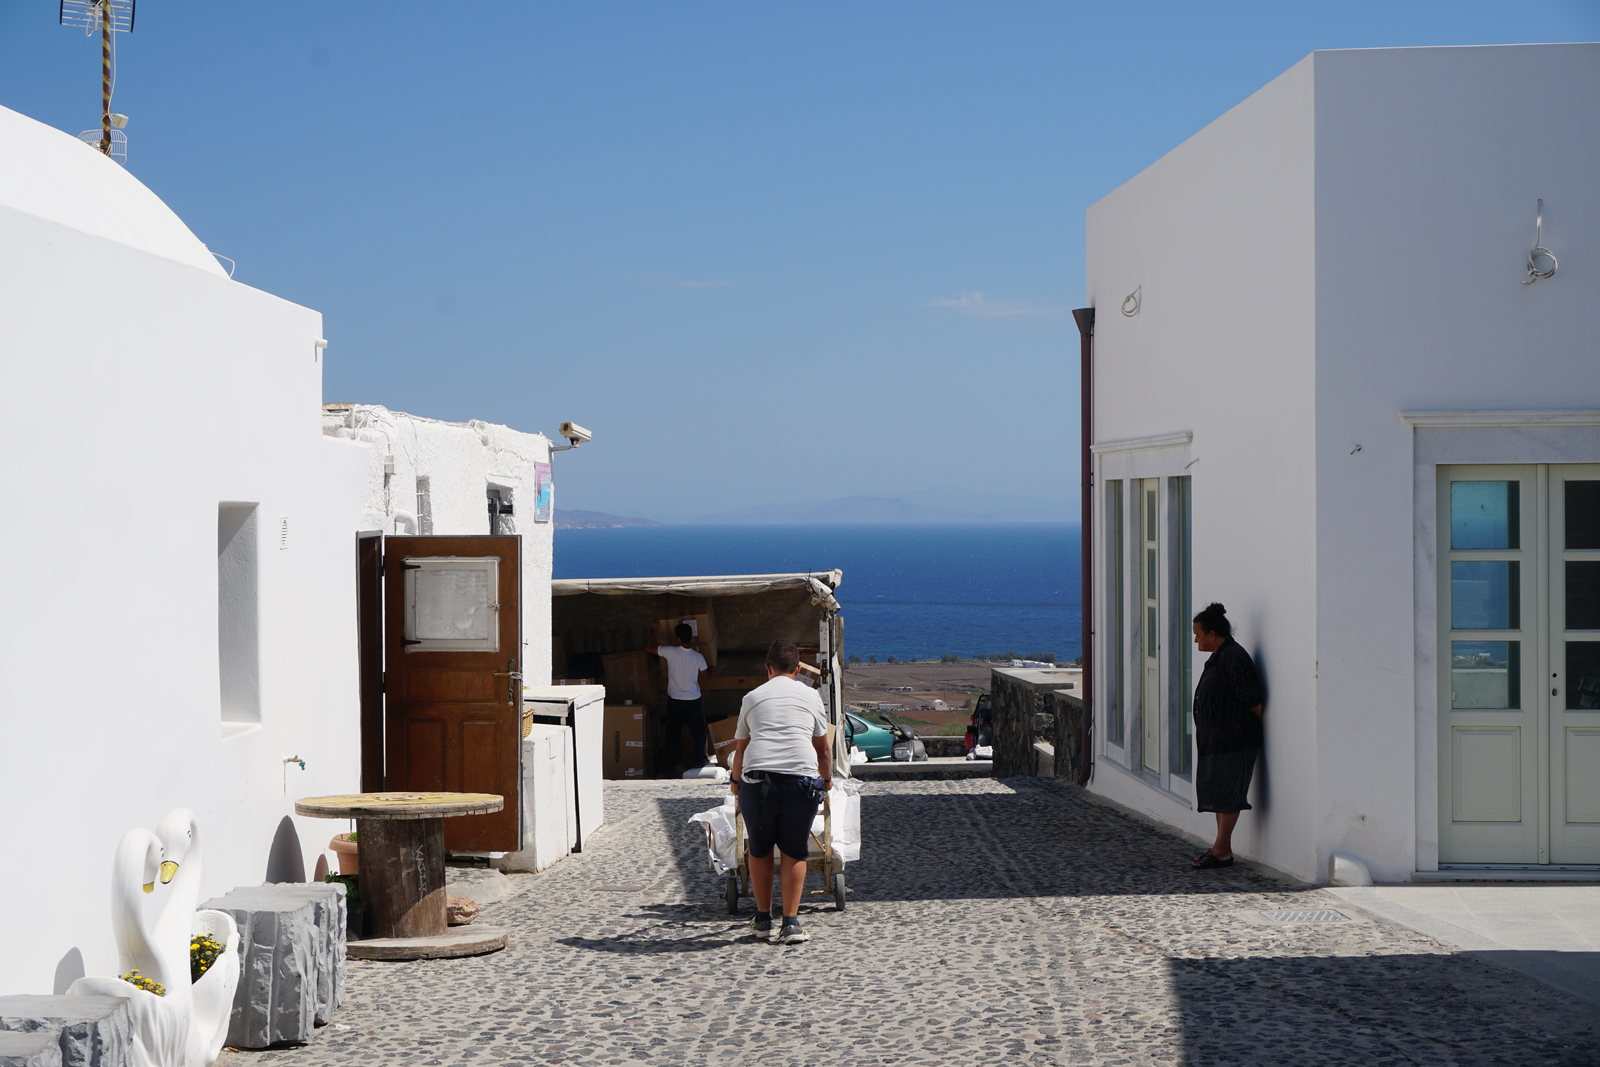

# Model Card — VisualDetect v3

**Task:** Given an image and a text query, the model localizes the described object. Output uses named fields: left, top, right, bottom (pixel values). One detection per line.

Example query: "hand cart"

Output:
left=716, top=791, right=847, bottom=913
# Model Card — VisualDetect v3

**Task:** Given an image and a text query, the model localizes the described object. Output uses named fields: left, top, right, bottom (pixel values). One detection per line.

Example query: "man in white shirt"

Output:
left=647, top=622, right=710, bottom=774
left=730, top=639, right=833, bottom=944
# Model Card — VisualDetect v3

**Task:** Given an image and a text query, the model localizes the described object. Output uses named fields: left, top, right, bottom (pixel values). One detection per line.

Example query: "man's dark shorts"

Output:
left=737, top=773, right=822, bottom=861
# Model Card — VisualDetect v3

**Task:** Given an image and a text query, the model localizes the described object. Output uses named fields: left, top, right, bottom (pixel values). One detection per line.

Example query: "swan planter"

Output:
left=69, top=810, right=241, bottom=1067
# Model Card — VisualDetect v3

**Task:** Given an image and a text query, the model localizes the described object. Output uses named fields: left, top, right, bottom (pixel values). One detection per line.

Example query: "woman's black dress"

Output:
left=1192, top=637, right=1263, bottom=813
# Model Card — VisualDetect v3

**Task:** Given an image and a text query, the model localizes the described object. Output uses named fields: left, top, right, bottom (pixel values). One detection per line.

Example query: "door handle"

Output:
left=493, top=663, right=522, bottom=704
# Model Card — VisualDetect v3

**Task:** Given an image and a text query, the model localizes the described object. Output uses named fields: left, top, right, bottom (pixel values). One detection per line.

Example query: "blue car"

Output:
left=844, top=712, right=896, bottom=761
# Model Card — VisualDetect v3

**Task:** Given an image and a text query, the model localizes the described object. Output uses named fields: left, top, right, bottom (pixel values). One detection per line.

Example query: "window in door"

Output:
left=1140, top=479, right=1161, bottom=773
left=1105, top=480, right=1125, bottom=747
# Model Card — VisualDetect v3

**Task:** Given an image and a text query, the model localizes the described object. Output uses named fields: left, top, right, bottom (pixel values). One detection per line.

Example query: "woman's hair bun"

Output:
left=1192, top=601, right=1232, bottom=637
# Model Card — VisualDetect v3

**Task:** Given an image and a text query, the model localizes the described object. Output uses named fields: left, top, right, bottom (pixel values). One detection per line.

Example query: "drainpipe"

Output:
left=1072, top=307, right=1095, bottom=787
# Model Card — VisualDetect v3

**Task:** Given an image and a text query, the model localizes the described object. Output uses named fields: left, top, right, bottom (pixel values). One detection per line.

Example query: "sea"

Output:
left=552, top=523, right=1082, bottom=663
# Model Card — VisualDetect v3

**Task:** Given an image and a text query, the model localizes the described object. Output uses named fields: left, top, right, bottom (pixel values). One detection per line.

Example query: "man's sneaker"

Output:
left=779, top=920, right=810, bottom=944
left=749, top=912, right=774, bottom=940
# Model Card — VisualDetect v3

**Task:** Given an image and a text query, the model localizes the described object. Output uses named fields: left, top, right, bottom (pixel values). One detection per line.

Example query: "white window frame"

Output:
left=1093, top=432, right=1195, bottom=803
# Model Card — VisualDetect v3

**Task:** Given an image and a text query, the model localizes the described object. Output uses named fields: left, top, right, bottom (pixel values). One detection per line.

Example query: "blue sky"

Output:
left=2, top=2, right=1595, bottom=521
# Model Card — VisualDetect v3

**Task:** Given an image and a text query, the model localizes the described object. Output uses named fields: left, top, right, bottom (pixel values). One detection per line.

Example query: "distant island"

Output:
left=697, top=496, right=994, bottom=525
left=554, top=509, right=668, bottom=529
left=558, top=493, right=1074, bottom=527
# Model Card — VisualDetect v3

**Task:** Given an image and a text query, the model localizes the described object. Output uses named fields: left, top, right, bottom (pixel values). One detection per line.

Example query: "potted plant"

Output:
left=329, top=831, right=358, bottom=875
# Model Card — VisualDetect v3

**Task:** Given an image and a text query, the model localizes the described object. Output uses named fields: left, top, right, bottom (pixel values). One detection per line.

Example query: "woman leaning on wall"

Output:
left=1188, top=602, right=1264, bottom=869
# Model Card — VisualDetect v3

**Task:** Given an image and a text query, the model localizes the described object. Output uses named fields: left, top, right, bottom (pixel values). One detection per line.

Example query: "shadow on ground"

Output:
left=655, top=778, right=1314, bottom=903
left=1169, top=951, right=1600, bottom=1064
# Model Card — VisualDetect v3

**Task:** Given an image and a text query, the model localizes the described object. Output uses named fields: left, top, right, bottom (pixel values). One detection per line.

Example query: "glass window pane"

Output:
left=1146, top=606, right=1157, bottom=655
left=1451, top=561, right=1519, bottom=629
left=1451, top=481, right=1519, bottom=550
left=1145, top=489, right=1157, bottom=541
left=1146, top=548, right=1157, bottom=595
left=1105, top=481, right=1123, bottom=746
left=1567, top=562, right=1600, bottom=631
left=1567, top=642, right=1600, bottom=709
left=1565, top=481, right=1600, bottom=550
left=1451, top=641, right=1520, bottom=709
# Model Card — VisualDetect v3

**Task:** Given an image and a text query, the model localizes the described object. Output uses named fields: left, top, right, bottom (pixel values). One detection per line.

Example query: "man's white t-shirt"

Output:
left=735, top=675, right=828, bottom=778
left=655, top=644, right=708, bottom=701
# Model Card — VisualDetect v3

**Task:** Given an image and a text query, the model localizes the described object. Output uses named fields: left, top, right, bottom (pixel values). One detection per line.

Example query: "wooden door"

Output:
left=1438, top=466, right=1539, bottom=864
left=1548, top=466, right=1600, bottom=864
left=384, top=535, right=522, bottom=852
left=357, top=533, right=385, bottom=793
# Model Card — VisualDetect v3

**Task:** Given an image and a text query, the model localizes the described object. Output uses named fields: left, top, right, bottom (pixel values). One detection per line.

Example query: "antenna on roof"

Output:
left=59, top=0, right=135, bottom=163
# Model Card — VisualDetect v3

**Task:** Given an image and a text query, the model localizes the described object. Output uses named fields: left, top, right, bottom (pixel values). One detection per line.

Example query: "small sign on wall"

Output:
left=533, top=462, right=553, bottom=524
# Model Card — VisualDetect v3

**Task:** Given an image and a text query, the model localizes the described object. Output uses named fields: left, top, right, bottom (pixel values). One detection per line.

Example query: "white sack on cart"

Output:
left=809, top=777, right=862, bottom=863
left=688, top=797, right=738, bottom=875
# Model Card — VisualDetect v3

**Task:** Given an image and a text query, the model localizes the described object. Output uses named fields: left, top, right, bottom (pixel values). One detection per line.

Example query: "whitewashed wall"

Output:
left=1086, top=56, right=1320, bottom=880
left=321, top=406, right=556, bottom=686
left=1085, top=43, right=1600, bottom=883
left=1311, top=44, right=1600, bottom=879
left=0, top=107, right=368, bottom=991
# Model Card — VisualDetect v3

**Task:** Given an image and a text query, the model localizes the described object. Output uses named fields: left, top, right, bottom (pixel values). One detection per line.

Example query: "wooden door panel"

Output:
left=403, top=719, right=448, bottom=792
left=1451, top=726, right=1522, bottom=821
left=404, top=671, right=502, bottom=703
left=1565, top=727, right=1600, bottom=822
left=384, top=535, right=522, bottom=852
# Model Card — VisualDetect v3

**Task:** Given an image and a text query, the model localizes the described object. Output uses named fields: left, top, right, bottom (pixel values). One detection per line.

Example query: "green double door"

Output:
left=1439, top=465, right=1600, bottom=865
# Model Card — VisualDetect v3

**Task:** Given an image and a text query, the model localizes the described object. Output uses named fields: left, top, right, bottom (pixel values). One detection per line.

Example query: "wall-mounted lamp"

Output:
left=1522, top=199, right=1558, bottom=285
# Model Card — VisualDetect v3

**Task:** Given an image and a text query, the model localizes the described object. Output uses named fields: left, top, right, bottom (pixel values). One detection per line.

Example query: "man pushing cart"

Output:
left=728, top=638, right=834, bottom=944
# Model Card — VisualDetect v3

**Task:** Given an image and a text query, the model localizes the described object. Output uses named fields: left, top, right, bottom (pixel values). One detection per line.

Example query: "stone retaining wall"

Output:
left=989, top=668, right=1089, bottom=783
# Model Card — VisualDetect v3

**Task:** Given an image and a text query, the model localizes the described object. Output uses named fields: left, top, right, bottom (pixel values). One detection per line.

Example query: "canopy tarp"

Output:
left=552, top=571, right=842, bottom=613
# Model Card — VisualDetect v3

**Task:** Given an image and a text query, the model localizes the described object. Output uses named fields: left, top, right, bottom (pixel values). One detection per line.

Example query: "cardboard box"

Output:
left=601, top=650, right=653, bottom=704
left=707, top=715, right=741, bottom=769
left=654, top=611, right=719, bottom=668
left=603, top=705, right=647, bottom=780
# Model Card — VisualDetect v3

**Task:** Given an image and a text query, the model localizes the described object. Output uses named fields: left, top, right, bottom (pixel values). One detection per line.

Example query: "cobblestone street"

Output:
left=222, top=780, right=1599, bottom=1066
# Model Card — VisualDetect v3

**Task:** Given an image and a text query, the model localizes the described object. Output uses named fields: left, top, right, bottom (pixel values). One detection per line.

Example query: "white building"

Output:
left=321, top=404, right=557, bottom=685
left=0, top=105, right=369, bottom=992
left=0, top=105, right=566, bottom=993
left=1085, top=43, right=1600, bottom=883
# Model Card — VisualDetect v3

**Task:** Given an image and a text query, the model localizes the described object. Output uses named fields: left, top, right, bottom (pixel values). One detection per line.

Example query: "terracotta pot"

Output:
left=330, top=833, right=359, bottom=876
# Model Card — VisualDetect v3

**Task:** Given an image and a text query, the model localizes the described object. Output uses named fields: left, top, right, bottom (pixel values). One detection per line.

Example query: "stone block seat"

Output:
left=0, top=1030, right=60, bottom=1067
left=199, top=883, right=346, bottom=1049
left=0, top=995, right=131, bottom=1067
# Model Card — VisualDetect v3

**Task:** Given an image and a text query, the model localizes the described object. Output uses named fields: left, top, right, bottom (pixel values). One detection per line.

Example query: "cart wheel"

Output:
left=725, top=873, right=740, bottom=915
left=832, top=872, right=847, bottom=912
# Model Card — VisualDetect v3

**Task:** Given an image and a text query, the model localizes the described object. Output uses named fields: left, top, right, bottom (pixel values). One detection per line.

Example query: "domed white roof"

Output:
left=0, top=104, right=227, bottom=277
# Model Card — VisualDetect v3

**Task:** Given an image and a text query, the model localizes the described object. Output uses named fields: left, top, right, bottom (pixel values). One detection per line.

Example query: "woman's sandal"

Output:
left=1191, top=852, right=1234, bottom=869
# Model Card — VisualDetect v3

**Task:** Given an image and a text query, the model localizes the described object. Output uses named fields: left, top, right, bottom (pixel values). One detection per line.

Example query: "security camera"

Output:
left=559, top=422, right=592, bottom=446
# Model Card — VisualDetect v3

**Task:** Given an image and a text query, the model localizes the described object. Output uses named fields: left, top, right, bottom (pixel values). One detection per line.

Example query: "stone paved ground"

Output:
left=221, top=779, right=1600, bottom=1066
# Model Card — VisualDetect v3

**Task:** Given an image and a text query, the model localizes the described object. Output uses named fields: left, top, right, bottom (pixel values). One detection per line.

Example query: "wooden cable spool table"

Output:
left=295, top=792, right=509, bottom=961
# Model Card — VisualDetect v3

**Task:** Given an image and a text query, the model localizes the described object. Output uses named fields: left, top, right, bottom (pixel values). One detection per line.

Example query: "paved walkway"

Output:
left=222, top=779, right=1599, bottom=1066
left=1327, top=883, right=1600, bottom=1006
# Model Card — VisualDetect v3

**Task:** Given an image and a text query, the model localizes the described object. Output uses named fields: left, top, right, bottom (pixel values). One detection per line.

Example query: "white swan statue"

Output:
left=68, top=828, right=188, bottom=1067
left=153, top=809, right=241, bottom=1067
left=70, top=812, right=241, bottom=1067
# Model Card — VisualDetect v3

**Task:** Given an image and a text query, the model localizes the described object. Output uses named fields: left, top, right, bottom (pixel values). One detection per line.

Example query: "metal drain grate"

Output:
left=1260, top=908, right=1348, bottom=923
